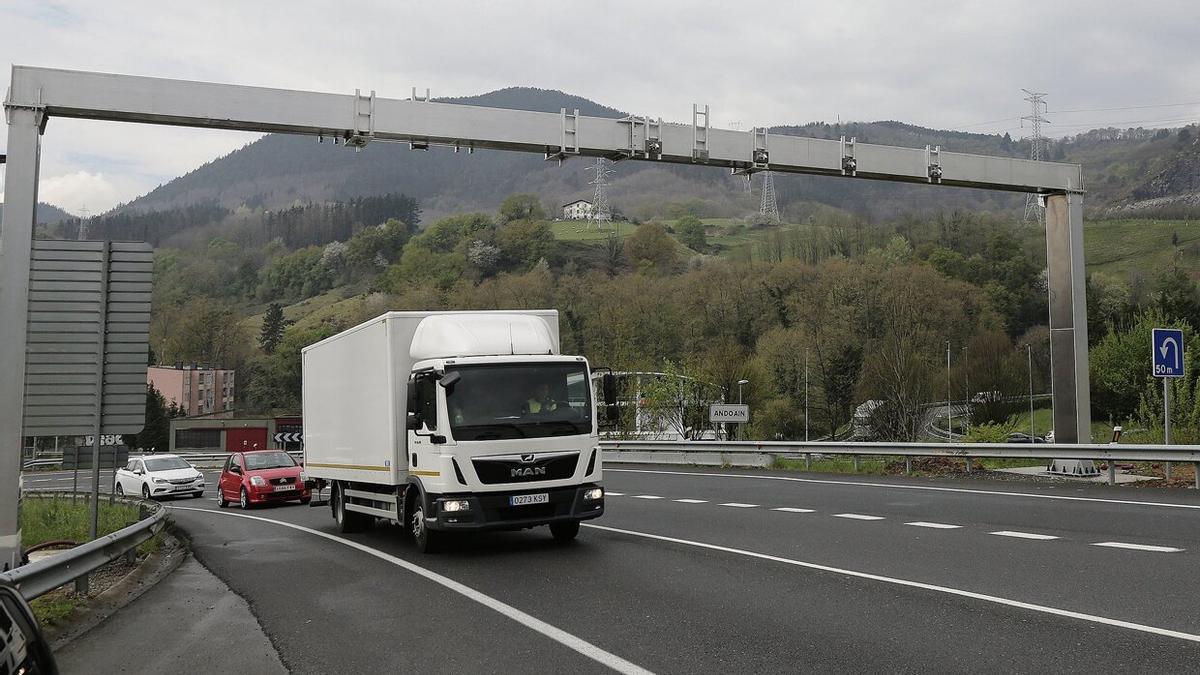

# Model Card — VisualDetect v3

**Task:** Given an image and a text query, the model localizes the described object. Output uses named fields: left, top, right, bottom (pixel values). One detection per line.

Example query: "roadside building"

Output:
left=562, top=199, right=594, bottom=220
left=169, top=416, right=302, bottom=453
left=147, top=364, right=236, bottom=417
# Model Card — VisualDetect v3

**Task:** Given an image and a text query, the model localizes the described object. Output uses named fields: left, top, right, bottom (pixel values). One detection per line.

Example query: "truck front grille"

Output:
left=471, top=452, right=579, bottom=485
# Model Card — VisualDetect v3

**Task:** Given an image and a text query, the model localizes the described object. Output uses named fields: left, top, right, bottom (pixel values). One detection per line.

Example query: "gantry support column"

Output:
left=0, top=106, right=43, bottom=569
left=1044, top=192, right=1092, bottom=444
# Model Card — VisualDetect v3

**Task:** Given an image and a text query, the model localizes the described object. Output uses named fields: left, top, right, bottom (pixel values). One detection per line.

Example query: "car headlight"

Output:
left=153, top=477, right=169, bottom=484
left=441, top=499, right=471, bottom=513
left=583, top=487, right=604, bottom=501
left=250, top=476, right=267, bottom=487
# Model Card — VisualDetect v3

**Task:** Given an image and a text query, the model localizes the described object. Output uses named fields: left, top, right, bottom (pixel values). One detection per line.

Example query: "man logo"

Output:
left=511, top=466, right=547, bottom=478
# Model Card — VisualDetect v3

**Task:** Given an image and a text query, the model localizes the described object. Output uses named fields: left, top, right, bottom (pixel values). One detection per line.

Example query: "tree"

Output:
left=623, top=223, right=680, bottom=273
left=676, top=215, right=707, bottom=252
left=499, top=193, right=546, bottom=224
left=1153, top=267, right=1200, bottom=328
left=259, top=303, right=286, bottom=355
left=128, top=383, right=181, bottom=451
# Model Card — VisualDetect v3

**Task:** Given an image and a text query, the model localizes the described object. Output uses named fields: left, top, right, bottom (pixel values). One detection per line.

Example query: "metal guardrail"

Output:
left=600, top=440, right=1200, bottom=487
left=1, top=492, right=167, bottom=599
left=21, top=450, right=305, bottom=471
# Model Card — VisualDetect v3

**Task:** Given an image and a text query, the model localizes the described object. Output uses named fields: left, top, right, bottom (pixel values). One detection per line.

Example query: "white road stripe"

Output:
left=990, top=531, right=1058, bottom=540
left=631, top=495, right=663, bottom=500
left=1093, top=542, right=1183, bottom=553
left=605, top=492, right=626, bottom=496
left=772, top=507, right=816, bottom=513
left=170, top=507, right=653, bottom=675
left=905, top=522, right=962, bottom=529
left=718, top=503, right=757, bottom=508
left=608, top=468, right=1200, bottom=510
left=674, top=499, right=707, bottom=504
left=584, top=523, right=1200, bottom=645
left=833, top=513, right=884, bottom=521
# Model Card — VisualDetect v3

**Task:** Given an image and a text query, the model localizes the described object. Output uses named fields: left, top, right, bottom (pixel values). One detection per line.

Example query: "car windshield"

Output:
left=144, top=457, right=190, bottom=472
left=446, top=363, right=592, bottom=441
left=244, top=452, right=296, bottom=470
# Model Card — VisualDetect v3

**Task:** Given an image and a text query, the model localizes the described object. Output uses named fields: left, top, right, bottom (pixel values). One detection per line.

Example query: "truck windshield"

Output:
left=445, top=363, right=592, bottom=441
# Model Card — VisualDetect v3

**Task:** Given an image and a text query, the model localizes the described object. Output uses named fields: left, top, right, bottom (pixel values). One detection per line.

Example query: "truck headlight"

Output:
left=583, top=487, right=604, bottom=501
left=250, top=476, right=267, bottom=487
left=442, top=499, right=471, bottom=513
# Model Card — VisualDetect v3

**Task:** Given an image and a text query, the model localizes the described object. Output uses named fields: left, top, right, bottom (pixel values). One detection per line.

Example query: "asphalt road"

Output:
left=34, top=465, right=1200, bottom=672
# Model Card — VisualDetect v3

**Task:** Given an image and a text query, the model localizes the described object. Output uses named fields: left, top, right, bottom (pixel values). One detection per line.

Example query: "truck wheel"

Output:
left=550, top=520, right=580, bottom=543
left=333, top=482, right=367, bottom=534
left=410, top=501, right=440, bottom=553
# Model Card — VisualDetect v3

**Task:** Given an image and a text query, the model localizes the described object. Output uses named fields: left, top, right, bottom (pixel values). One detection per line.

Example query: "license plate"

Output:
left=509, top=493, right=548, bottom=506
left=274, top=484, right=297, bottom=492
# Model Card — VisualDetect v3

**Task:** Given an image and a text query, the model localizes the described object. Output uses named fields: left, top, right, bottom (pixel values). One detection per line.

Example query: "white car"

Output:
left=115, top=455, right=205, bottom=500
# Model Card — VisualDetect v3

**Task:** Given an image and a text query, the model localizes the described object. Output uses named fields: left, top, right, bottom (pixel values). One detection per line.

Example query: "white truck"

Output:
left=302, top=310, right=606, bottom=552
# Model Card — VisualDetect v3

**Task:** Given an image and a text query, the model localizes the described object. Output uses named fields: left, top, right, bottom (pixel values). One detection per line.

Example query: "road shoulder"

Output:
left=54, top=553, right=287, bottom=674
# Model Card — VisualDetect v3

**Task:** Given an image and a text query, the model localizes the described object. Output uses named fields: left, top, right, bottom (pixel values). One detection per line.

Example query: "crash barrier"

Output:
left=599, top=440, right=1200, bottom=488
left=1, top=492, right=166, bottom=599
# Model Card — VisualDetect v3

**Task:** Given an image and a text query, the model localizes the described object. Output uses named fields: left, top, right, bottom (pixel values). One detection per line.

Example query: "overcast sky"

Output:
left=2, top=0, right=1198, bottom=215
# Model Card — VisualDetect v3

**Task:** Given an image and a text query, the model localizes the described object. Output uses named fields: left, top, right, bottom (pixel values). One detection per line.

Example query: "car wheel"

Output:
left=217, top=490, right=228, bottom=508
left=333, top=483, right=367, bottom=534
left=410, top=500, right=440, bottom=553
left=550, top=520, right=580, bottom=543
left=141, top=484, right=151, bottom=500
left=239, top=487, right=251, bottom=510
left=193, top=491, right=204, bottom=498
left=115, top=483, right=124, bottom=497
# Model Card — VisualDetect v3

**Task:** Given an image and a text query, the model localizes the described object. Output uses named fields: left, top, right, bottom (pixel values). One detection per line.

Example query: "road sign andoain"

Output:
left=709, top=404, right=749, bottom=424
left=1152, top=328, right=1185, bottom=378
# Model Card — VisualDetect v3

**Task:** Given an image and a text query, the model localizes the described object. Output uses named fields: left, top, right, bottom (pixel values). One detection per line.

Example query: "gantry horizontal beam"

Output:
left=6, top=65, right=1083, bottom=195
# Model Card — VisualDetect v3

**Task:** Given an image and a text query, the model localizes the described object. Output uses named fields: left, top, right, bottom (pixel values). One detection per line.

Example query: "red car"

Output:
left=217, top=450, right=310, bottom=509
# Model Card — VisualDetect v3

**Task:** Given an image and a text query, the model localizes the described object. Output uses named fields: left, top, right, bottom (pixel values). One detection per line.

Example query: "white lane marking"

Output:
left=674, top=499, right=707, bottom=504
left=583, top=523, right=1200, bottom=644
left=631, top=495, right=663, bottom=500
left=170, top=507, right=653, bottom=675
left=905, top=522, right=962, bottom=529
left=772, top=507, right=816, bottom=513
left=1093, top=542, right=1184, bottom=553
left=833, top=513, right=884, bottom=521
left=990, top=531, right=1059, bottom=540
left=607, top=468, right=1200, bottom=511
left=718, top=503, right=757, bottom=508
left=605, top=492, right=626, bottom=496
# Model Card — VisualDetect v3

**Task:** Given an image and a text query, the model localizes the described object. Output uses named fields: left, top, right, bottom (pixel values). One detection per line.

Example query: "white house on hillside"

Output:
left=562, top=199, right=594, bottom=220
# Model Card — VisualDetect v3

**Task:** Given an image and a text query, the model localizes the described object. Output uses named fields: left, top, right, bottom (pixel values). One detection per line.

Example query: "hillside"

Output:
left=0, top=202, right=74, bottom=225
left=117, top=87, right=1200, bottom=225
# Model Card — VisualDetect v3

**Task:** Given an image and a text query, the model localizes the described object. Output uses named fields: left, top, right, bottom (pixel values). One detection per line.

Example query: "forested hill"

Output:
left=0, top=202, right=74, bottom=225
left=121, top=86, right=1200, bottom=223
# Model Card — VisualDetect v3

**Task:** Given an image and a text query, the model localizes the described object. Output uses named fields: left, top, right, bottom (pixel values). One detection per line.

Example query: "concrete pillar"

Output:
left=1043, top=193, right=1092, bottom=444
left=0, top=106, right=44, bottom=570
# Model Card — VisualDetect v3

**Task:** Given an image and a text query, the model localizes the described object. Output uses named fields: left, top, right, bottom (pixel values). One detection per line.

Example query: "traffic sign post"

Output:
left=1152, top=328, right=1184, bottom=481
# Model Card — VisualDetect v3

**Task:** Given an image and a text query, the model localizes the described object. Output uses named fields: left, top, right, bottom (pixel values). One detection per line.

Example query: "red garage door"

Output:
left=226, top=427, right=268, bottom=453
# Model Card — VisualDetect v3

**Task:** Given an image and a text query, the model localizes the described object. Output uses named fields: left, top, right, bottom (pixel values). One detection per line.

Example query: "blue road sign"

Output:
left=1152, top=328, right=1185, bottom=378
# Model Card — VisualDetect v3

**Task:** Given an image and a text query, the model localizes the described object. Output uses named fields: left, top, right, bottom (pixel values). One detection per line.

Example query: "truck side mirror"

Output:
left=0, top=583, right=58, bottom=674
left=602, top=373, right=617, bottom=406
left=437, top=371, right=461, bottom=388
left=406, top=412, right=423, bottom=431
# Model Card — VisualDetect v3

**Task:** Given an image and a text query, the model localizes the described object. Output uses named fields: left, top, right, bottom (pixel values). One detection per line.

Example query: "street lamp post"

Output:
left=961, top=345, right=969, bottom=433
left=737, top=379, right=749, bottom=441
left=1026, top=344, right=1035, bottom=439
left=804, top=348, right=810, bottom=443
left=945, top=341, right=952, bottom=436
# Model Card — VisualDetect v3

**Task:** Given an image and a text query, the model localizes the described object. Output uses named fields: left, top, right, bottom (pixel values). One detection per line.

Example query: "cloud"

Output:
left=35, top=171, right=122, bottom=216
left=3, top=0, right=1199, bottom=213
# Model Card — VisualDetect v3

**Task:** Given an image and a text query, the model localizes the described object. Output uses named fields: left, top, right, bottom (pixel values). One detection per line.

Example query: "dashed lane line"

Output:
left=832, top=513, right=885, bottom=521
left=631, top=495, right=663, bottom=500
left=771, top=507, right=815, bottom=513
left=1092, top=542, right=1184, bottom=553
left=169, top=507, right=654, bottom=675
left=584, top=523, right=1200, bottom=644
left=673, top=499, right=707, bottom=504
left=606, top=492, right=626, bottom=496
left=718, top=503, right=757, bottom=508
left=990, top=531, right=1059, bottom=541
left=905, top=522, right=962, bottom=529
